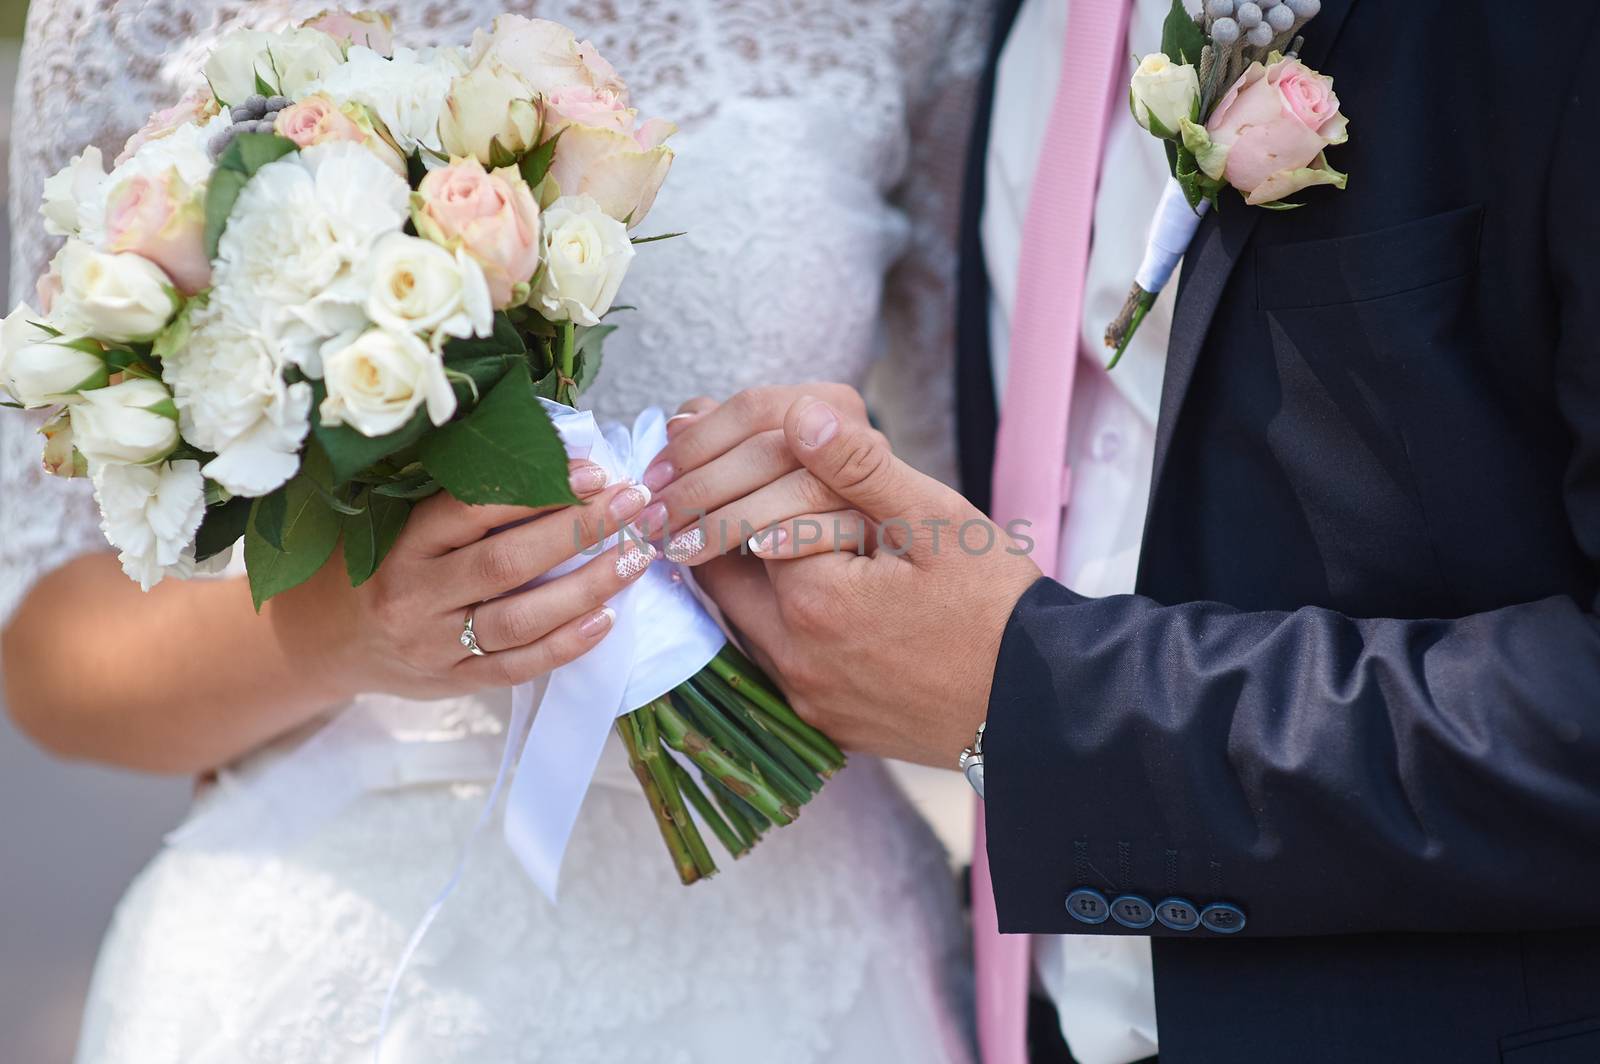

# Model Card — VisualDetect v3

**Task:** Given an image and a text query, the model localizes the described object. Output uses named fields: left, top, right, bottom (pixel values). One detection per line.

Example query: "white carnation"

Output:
left=161, top=299, right=312, bottom=498
left=303, top=45, right=467, bottom=155
left=92, top=458, right=207, bottom=591
left=212, top=142, right=409, bottom=375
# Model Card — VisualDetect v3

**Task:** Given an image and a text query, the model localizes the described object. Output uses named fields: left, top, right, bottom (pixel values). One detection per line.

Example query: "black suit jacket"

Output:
left=960, top=2, right=1600, bottom=1062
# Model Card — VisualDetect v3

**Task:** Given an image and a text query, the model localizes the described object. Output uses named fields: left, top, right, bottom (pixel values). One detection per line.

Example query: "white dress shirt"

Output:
left=982, top=0, right=1179, bottom=1060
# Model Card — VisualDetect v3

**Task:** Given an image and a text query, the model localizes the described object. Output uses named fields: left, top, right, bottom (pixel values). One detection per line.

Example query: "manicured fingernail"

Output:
left=629, top=500, right=666, bottom=538
left=748, top=527, right=788, bottom=555
left=580, top=607, right=616, bottom=638
left=665, top=526, right=706, bottom=562
left=607, top=483, right=651, bottom=522
left=569, top=463, right=609, bottom=496
left=642, top=460, right=676, bottom=492
left=615, top=543, right=656, bottom=579
left=665, top=412, right=698, bottom=437
left=795, top=400, right=838, bottom=449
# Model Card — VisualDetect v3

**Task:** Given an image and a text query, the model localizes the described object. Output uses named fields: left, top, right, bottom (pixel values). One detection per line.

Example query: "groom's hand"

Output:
left=697, top=397, right=1042, bottom=767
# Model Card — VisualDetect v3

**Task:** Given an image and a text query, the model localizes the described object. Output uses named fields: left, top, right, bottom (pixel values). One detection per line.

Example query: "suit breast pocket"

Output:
left=1502, top=1017, right=1600, bottom=1063
left=1247, top=206, right=1488, bottom=614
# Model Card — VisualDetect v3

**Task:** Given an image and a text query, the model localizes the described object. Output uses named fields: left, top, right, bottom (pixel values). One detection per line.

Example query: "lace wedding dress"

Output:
left=2, top=2, right=991, bottom=1062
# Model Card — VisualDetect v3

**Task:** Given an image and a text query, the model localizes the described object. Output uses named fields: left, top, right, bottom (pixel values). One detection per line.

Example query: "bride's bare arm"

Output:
left=2, top=464, right=655, bottom=774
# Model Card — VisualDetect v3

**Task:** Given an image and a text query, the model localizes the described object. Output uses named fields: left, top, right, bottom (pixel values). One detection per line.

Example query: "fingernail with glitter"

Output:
left=615, top=543, right=657, bottom=579
left=665, top=526, right=706, bottom=563
left=569, top=463, right=609, bottom=496
left=580, top=607, right=616, bottom=638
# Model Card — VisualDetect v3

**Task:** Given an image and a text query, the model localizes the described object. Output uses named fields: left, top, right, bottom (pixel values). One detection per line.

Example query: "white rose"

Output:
left=69, top=378, right=181, bottom=466
left=270, top=27, right=347, bottom=96
left=40, top=408, right=88, bottom=478
left=320, top=327, right=458, bottom=437
left=366, top=233, right=493, bottom=342
left=1, top=302, right=109, bottom=406
left=1130, top=53, right=1201, bottom=138
left=212, top=143, right=409, bottom=375
left=41, top=145, right=107, bottom=239
left=205, top=27, right=343, bottom=105
left=304, top=45, right=466, bottom=155
left=203, top=29, right=276, bottom=107
left=162, top=300, right=312, bottom=497
left=50, top=240, right=180, bottom=343
left=534, top=195, right=635, bottom=326
left=438, top=59, right=541, bottom=165
left=92, top=459, right=207, bottom=591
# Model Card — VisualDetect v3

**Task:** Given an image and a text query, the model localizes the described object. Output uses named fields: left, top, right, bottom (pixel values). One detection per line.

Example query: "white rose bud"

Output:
left=40, top=408, right=89, bottom=479
left=365, top=232, right=494, bottom=343
left=69, top=377, right=181, bottom=466
left=438, top=59, right=541, bottom=166
left=40, top=146, right=108, bottom=240
left=203, top=29, right=276, bottom=107
left=1130, top=53, right=1201, bottom=138
left=51, top=240, right=180, bottom=343
left=0, top=302, right=109, bottom=408
left=270, top=26, right=347, bottom=97
left=204, top=26, right=342, bottom=105
left=320, top=327, right=458, bottom=438
left=534, top=195, right=635, bottom=327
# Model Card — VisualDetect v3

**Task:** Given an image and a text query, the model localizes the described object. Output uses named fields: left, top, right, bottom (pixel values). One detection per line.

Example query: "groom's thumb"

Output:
left=785, top=396, right=942, bottom=529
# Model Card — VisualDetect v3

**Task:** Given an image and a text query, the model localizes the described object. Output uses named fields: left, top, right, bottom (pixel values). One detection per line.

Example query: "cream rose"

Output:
left=302, top=9, right=395, bottom=57
left=1130, top=53, right=1200, bottom=138
left=1200, top=56, right=1349, bottom=206
left=467, top=15, right=627, bottom=99
left=104, top=168, right=211, bottom=295
left=545, top=121, right=675, bottom=229
left=205, top=26, right=343, bottom=105
left=69, top=377, right=181, bottom=467
left=534, top=194, right=635, bottom=326
left=412, top=158, right=542, bottom=308
left=320, top=327, right=458, bottom=437
left=0, top=303, right=108, bottom=407
left=366, top=232, right=493, bottom=343
left=50, top=240, right=180, bottom=343
left=438, top=60, right=541, bottom=166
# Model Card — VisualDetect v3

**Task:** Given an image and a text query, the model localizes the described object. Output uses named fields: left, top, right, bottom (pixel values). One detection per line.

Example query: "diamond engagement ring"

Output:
left=459, top=608, right=487, bottom=656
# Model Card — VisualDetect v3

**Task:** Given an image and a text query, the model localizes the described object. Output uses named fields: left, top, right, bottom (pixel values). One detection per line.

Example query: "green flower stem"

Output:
left=708, top=648, right=845, bottom=768
left=676, top=683, right=815, bottom=808
left=693, top=670, right=824, bottom=794
left=617, top=713, right=700, bottom=885
left=702, top=773, right=763, bottom=849
left=738, top=702, right=841, bottom=779
left=668, top=757, right=748, bottom=860
left=654, top=700, right=797, bottom=826
left=705, top=773, right=771, bottom=835
left=639, top=702, right=718, bottom=880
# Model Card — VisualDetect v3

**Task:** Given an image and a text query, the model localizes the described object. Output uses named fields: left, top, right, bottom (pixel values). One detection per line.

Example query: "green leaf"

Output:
left=373, top=472, right=442, bottom=500
left=419, top=360, right=576, bottom=508
left=312, top=379, right=433, bottom=486
left=254, top=71, right=277, bottom=97
left=203, top=134, right=298, bottom=258
left=440, top=311, right=526, bottom=361
left=194, top=494, right=252, bottom=562
left=531, top=366, right=562, bottom=400
left=571, top=323, right=616, bottom=394
left=630, top=232, right=685, bottom=245
left=444, top=353, right=520, bottom=406
left=518, top=129, right=563, bottom=188
left=487, top=135, right=521, bottom=170
left=343, top=491, right=412, bottom=587
left=1161, top=0, right=1207, bottom=66
left=243, top=456, right=342, bottom=610
left=251, top=486, right=288, bottom=550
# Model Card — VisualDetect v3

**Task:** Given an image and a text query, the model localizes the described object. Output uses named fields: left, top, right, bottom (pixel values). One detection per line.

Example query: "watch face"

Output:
left=964, top=759, right=985, bottom=799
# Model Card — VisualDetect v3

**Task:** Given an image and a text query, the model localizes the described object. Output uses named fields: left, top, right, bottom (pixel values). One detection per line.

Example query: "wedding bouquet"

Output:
left=1105, top=0, right=1349, bottom=364
left=0, top=9, right=842, bottom=888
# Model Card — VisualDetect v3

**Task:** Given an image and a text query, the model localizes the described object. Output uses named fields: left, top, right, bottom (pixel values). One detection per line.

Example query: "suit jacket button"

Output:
left=1155, top=898, right=1200, bottom=931
left=1200, top=902, right=1247, bottom=934
left=1065, top=888, right=1110, bottom=925
left=1110, top=894, right=1156, bottom=929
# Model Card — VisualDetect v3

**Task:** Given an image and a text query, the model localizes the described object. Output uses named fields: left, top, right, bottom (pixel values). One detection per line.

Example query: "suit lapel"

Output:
left=1144, top=0, right=1360, bottom=508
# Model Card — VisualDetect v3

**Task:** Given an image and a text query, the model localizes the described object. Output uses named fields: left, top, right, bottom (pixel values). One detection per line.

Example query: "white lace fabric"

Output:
left=3, top=2, right=990, bottom=1061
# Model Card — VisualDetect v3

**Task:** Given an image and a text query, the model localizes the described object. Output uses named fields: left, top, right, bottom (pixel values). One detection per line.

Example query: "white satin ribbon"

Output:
left=1133, top=175, right=1211, bottom=295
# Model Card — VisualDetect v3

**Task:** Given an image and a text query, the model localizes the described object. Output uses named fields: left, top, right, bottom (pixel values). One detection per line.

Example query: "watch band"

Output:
left=958, top=721, right=986, bottom=799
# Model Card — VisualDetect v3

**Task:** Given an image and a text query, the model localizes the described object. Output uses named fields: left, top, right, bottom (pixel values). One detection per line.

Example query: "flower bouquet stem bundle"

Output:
left=0, top=9, right=841, bottom=889
left=1106, top=0, right=1349, bottom=366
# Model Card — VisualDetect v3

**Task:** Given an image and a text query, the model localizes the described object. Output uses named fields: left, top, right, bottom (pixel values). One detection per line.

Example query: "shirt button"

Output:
left=1092, top=429, right=1122, bottom=461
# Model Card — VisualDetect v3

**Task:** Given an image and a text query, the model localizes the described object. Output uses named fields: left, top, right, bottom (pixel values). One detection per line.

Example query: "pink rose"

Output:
left=104, top=169, right=211, bottom=295
left=1205, top=57, right=1349, bottom=206
left=115, top=88, right=219, bottom=166
left=543, top=86, right=634, bottom=139
left=546, top=122, right=675, bottom=229
left=468, top=15, right=628, bottom=100
left=413, top=158, right=542, bottom=308
left=274, top=94, right=407, bottom=176
left=302, top=9, right=395, bottom=57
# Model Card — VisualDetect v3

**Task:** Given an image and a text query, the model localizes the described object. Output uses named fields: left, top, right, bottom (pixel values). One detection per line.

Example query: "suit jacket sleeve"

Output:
left=983, top=20, right=1600, bottom=939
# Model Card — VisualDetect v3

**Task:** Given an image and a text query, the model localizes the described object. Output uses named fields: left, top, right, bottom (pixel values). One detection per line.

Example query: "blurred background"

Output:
left=0, top=4, right=972, bottom=1059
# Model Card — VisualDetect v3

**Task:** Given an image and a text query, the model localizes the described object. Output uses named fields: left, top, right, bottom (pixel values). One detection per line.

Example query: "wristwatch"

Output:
left=958, top=721, right=986, bottom=799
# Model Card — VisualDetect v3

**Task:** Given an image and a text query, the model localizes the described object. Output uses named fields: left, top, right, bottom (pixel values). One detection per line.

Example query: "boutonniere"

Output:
left=1106, top=0, right=1350, bottom=365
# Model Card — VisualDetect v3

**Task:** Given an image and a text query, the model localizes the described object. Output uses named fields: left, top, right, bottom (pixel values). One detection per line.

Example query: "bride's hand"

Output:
left=270, top=461, right=657, bottom=702
left=635, top=384, right=872, bottom=563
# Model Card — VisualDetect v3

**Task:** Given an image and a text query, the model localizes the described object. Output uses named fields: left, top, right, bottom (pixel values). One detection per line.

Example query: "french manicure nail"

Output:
left=615, top=543, right=657, bottom=579
left=665, top=526, right=706, bottom=563
left=632, top=500, right=668, bottom=538
left=607, top=483, right=651, bottom=522
left=580, top=607, right=616, bottom=638
left=642, top=460, right=676, bottom=492
left=748, top=526, right=789, bottom=555
left=665, top=412, right=698, bottom=437
left=795, top=400, right=839, bottom=449
left=569, top=464, right=609, bottom=496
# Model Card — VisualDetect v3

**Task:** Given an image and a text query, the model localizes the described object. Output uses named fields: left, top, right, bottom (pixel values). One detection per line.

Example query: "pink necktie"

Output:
left=975, top=2, right=1133, bottom=1062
